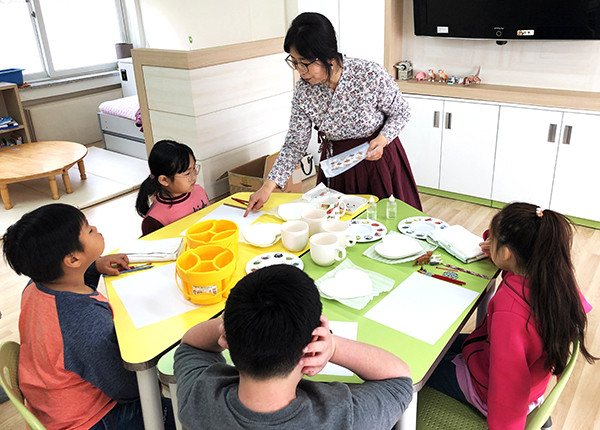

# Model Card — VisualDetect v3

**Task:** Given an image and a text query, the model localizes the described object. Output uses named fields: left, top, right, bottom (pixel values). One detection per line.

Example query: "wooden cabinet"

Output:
left=0, top=82, right=31, bottom=145
left=400, top=95, right=499, bottom=199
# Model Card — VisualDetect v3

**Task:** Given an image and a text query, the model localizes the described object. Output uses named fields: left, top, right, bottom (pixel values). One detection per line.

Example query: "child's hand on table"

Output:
left=299, top=314, right=336, bottom=377
left=96, top=254, right=130, bottom=276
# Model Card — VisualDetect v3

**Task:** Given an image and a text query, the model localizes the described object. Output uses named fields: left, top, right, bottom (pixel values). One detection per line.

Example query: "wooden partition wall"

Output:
left=131, top=38, right=293, bottom=199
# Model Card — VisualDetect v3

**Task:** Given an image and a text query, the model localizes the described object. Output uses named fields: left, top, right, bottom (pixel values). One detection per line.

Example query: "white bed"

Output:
left=97, top=95, right=147, bottom=160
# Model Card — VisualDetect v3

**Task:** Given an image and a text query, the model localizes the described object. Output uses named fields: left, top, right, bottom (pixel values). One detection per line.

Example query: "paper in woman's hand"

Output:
left=319, top=142, right=373, bottom=178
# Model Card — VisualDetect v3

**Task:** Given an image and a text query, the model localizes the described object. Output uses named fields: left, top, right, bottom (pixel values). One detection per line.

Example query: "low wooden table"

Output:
left=0, top=141, right=88, bottom=210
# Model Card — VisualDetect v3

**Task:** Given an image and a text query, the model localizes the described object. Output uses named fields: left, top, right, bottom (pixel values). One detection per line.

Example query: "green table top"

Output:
left=304, top=198, right=498, bottom=386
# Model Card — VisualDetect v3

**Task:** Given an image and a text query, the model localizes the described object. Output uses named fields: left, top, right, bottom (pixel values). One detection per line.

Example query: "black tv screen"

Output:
left=413, top=0, right=600, bottom=40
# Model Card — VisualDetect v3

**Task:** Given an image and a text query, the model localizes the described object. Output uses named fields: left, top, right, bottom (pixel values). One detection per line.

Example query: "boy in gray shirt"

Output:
left=174, top=265, right=413, bottom=429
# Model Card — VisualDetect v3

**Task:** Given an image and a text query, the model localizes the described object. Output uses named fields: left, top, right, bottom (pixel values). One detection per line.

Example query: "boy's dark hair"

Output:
left=224, top=265, right=322, bottom=379
left=3, top=204, right=86, bottom=283
left=284, top=12, right=343, bottom=81
left=135, top=140, right=196, bottom=217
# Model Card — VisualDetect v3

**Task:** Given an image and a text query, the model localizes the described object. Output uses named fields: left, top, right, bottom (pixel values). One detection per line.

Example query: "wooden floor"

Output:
left=1, top=192, right=598, bottom=429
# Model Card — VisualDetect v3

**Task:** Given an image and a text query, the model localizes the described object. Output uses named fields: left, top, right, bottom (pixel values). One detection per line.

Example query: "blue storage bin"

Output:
left=0, top=69, right=24, bottom=86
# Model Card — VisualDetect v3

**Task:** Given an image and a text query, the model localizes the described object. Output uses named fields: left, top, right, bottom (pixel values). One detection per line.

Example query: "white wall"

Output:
left=401, top=1, right=600, bottom=92
left=139, top=0, right=288, bottom=50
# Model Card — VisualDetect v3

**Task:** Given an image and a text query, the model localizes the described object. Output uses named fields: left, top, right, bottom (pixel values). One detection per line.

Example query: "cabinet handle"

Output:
left=547, top=124, right=557, bottom=143
left=562, top=125, right=572, bottom=144
left=445, top=112, right=452, bottom=130
left=433, top=111, right=440, bottom=128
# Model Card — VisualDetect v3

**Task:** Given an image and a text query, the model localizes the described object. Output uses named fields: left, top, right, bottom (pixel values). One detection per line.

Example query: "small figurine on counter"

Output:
left=438, top=69, right=448, bottom=83
left=427, top=69, right=437, bottom=82
left=447, top=75, right=459, bottom=85
left=463, top=66, right=482, bottom=86
left=415, top=71, right=426, bottom=81
left=394, top=60, right=413, bottom=80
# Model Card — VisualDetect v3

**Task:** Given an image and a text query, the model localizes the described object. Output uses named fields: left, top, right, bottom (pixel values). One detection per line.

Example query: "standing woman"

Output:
left=245, top=12, right=421, bottom=215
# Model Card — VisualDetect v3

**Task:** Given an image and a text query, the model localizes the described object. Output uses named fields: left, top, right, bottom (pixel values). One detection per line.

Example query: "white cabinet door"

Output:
left=550, top=112, right=600, bottom=221
left=439, top=101, right=499, bottom=199
left=399, top=96, right=444, bottom=189
left=492, top=106, right=563, bottom=208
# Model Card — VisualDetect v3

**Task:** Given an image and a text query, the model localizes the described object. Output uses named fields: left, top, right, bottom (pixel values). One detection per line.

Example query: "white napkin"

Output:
left=427, top=225, right=486, bottom=264
left=118, top=237, right=184, bottom=263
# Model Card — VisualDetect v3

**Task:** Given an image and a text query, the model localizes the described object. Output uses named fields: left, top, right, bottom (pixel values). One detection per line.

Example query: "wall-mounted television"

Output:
left=413, top=0, right=600, bottom=41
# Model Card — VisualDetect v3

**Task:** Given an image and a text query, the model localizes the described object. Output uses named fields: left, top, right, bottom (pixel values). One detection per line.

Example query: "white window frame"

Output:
left=24, top=0, right=129, bottom=81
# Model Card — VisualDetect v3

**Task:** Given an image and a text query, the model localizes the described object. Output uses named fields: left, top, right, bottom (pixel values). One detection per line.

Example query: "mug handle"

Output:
left=337, top=198, right=347, bottom=217
left=344, top=233, right=357, bottom=247
left=334, top=246, right=347, bottom=261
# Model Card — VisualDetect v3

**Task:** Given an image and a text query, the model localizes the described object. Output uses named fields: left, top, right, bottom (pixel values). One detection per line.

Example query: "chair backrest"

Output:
left=0, top=341, right=46, bottom=430
left=525, top=339, right=580, bottom=430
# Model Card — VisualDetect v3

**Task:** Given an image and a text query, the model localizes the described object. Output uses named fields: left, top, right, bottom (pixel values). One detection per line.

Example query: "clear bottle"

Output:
left=386, top=194, right=397, bottom=219
left=366, top=196, right=377, bottom=220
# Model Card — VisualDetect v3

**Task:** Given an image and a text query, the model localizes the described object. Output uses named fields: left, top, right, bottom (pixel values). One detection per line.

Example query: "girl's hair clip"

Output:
left=536, top=207, right=544, bottom=218
left=149, top=174, right=155, bottom=180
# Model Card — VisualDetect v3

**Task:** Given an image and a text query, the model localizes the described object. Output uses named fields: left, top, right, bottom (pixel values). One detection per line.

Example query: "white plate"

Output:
left=245, top=252, right=304, bottom=274
left=347, top=219, right=388, bottom=242
left=344, top=195, right=368, bottom=214
left=277, top=202, right=312, bottom=221
left=242, top=223, right=281, bottom=247
left=397, top=216, right=449, bottom=240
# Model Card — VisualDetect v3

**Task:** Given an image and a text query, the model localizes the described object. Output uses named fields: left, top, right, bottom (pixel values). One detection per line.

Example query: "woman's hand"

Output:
left=244, top=180, right=277, bottom=217
left=365, top=134, right=388, bottom=161
left=95, top=254, right=130, bottom=276
left=299, top=315, right=336, bottom=377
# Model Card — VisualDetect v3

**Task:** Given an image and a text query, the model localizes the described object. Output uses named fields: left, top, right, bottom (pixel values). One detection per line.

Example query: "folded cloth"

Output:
left=118, top=237, right=184, bottom=263
left=428, top=225, right=486, bottom=264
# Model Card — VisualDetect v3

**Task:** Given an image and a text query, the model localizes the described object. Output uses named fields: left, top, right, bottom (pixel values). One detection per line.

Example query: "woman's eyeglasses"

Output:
left=177, top=162, right=201, bottom=182
left=285, top=55, right=317, bottom=73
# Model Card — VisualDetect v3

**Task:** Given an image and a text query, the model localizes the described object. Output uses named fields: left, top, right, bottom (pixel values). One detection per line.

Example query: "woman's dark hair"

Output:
left=3, top=204, right=86, bottom=283
left=224, top=265, right=322, bottom=379
left=491, top=202, right=597, bottom=374
left=135, top=140, right=195, bottom=217
left=284, top=12, right=343, bottom=81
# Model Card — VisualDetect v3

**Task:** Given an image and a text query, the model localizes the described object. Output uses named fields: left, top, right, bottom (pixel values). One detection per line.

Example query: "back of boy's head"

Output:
left=2, top=203, right=86, bottom=283
left=135, top=139, right=195, bottom=216
left=224, top=265, right=322, bottom=379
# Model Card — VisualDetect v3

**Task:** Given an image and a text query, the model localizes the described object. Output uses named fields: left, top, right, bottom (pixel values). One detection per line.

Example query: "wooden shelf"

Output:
left=0, top=82, right=31, bottom=144
left=396, top=80, right=600, bottom=112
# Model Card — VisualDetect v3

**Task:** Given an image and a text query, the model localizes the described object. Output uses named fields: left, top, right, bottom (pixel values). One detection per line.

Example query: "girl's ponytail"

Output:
left=135, top=175, right=162, bottom=217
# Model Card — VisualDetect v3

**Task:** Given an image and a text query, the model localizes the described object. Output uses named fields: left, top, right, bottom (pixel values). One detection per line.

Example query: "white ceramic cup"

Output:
left=309, top=232, right=347, bottom=267
left=317, top=196, right=347, bottom=220
left=280, top=220, right=309, bottom=252
left=301, top=208, right=328, bottom=237
left=322, top=220, right=357, bottom=248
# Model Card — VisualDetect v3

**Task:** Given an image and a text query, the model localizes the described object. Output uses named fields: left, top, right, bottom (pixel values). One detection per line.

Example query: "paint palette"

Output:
left=397, top=216, right=449, bottom=240
left=245, top=252, right=304, bottom=274
left=320, top=142, right=371, bottom=178
left=347, top=219, right=388, bottom=242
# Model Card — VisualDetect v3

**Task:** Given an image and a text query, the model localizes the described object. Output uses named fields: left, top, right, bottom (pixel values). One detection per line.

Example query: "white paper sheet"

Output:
left=320, top=321, right=358, bottom=377
left=364, top=272, right=479, bottom=345
left=179, top=204, right=263, bottom=236
left=111, top=263, right=198, bottom=329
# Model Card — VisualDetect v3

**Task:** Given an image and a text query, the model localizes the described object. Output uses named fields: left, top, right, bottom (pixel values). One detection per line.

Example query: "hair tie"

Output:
left=536, top=207, right=544, bottom=218
left=149, top=174, right=155, bottom=180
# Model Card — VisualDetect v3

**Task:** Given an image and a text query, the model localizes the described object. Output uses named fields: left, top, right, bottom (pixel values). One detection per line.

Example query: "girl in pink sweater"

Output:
left=136, top=140, right=209, bottom=235
left=426, top=202, right=596, bottom=429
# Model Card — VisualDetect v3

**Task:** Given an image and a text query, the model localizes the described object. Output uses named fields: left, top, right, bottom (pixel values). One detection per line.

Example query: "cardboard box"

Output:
left=221, top=152, right=306, bottom=195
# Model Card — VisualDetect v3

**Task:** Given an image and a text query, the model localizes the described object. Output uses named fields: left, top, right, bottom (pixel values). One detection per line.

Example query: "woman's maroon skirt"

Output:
left=316, top=133, right=422, bottom=211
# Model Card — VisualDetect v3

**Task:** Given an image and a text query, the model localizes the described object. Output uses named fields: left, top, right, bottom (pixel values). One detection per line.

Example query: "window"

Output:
left=1, top=0, right=128, bottom=81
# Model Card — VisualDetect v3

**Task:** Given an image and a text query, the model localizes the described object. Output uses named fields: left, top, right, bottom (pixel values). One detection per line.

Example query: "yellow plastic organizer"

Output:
left=175, top=245, right=236, bottom=305
left=185, top=219, right=239, bottom=258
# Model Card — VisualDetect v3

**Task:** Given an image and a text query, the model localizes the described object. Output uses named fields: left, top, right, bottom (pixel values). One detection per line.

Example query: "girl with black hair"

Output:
left=136, top=140, right=209, bottom=235
left=426, top=202, right=595, bottom=429
left=245, top=12, right=421, bottom=216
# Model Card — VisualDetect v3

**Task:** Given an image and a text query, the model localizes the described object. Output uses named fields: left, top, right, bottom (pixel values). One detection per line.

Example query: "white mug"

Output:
left=310, top=232, right=347, bottom=267
left=322, top=220, right=357, bottom=248
left=301, top=208, right=328, bottom=237
left=280, top=220, right=309, bottom=252
left=317, top=196, right=347, bottom=220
